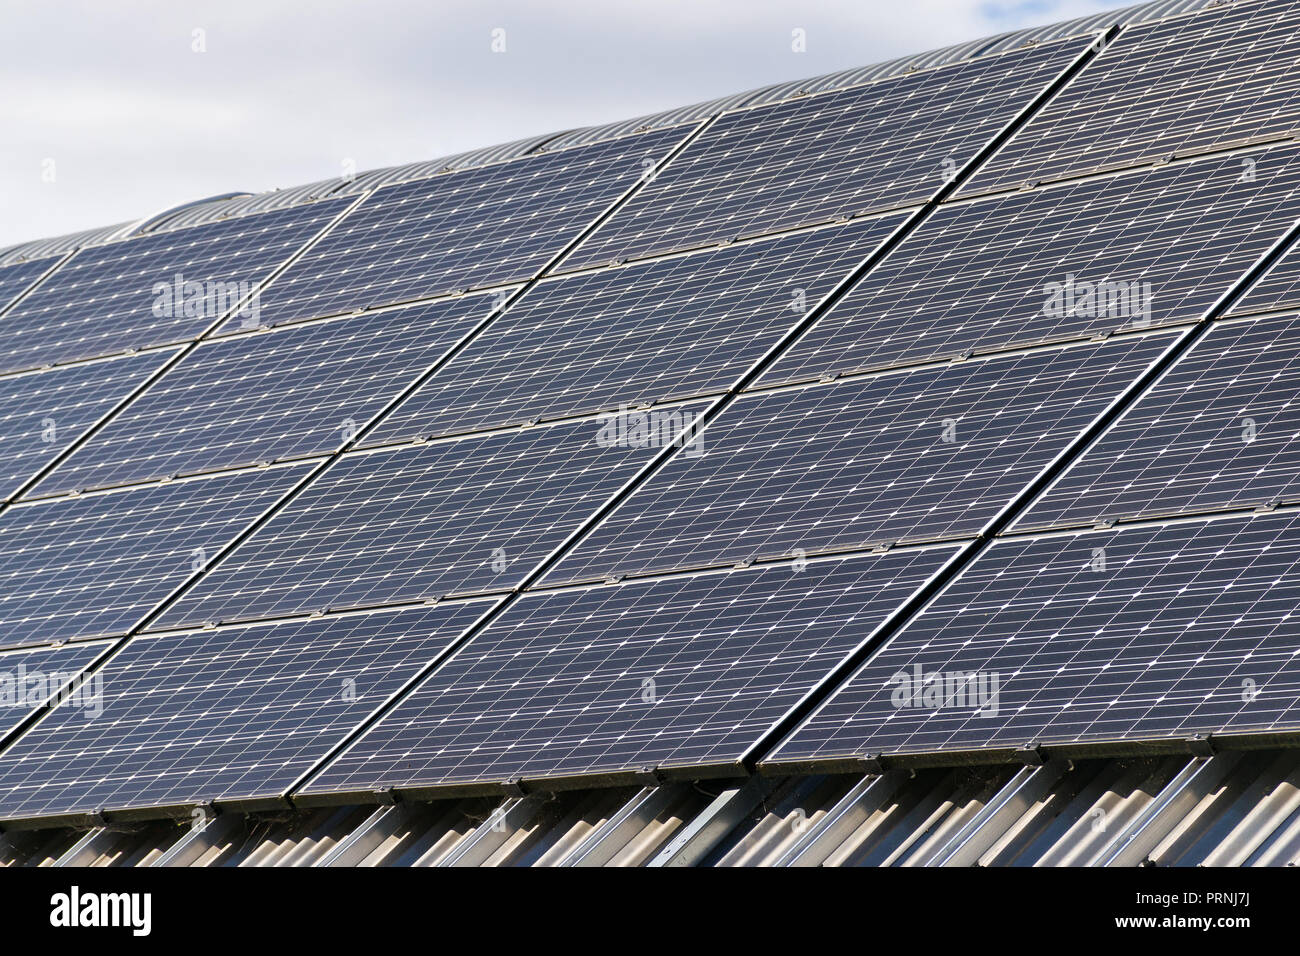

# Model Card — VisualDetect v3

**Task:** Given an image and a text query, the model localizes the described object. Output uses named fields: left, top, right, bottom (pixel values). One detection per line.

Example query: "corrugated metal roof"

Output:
left=335, top=132, right=573, bottom=196
left=0, top=221, right=129, bottom=268
left=146, top=183, right=334, bottom=233
left=5, top=749, right=1297, bottom=866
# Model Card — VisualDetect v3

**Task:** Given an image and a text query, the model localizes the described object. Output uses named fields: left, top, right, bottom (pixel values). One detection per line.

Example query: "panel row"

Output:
left=0, top=463, right=312, bottom=649
left=0, top=349, right=176, bottom=501
left=243, top=127, right=692, bottom=327
left=21, top=215, right=905, bottom=499
left=0, top=549, right=957, bottom=821
left=23, top=138, right=1300, bottom=504
left=6, top=330, right=1160, bottom=637
left=7, top=301, right=1297, bottom=673
left=11, top=498, right=1300, bottom=818
left=0, top=601, right=498, bottom=820
left=768, top=508, right=1300, bottom=766
left=0, top=257, right=58, bottom=316
left=563, top=38, right=1087, bottom=268
left=1018, top=312, right=1300, bottom=531
left=762, top=142, right=1300, bottom=387
left=0, top=202, right=348, bottom=375
left=964, top=0, right=1300, bottom=195
left=546, top=332, right=1178, bottom=585
left=0, top=125, right=693, bottom=386
left=25, top=297, right=497, bottom=498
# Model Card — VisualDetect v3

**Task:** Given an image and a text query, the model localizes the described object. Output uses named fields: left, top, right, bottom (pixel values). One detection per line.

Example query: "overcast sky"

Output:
left=0, top=0, right=1120, bottom=249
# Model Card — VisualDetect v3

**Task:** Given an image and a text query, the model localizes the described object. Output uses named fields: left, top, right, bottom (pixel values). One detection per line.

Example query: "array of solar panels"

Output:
left=0, top=0, right=1298, bottom=824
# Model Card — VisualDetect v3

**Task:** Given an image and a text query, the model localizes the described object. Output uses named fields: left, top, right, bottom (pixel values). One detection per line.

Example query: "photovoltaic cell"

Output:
left=0, top=349, right=177, bottom=501
left=0, top=600, right=497, bottom=821
left=29, top=296, right=495, bottom=498
left=0, top=641, right=113, bottom=738
left=761, top=145, right=1300, bottom=389
left=0, top=462, right=312, bottom=650
left=0, top=258, right=58, bottom=314
left=767, top=510, right=1300, bottom=764
left=1017, top=313, right=1300, bottom=532
left=1229, top=242, right=1300, bottom=318
left=152, top=412, right=688, bottom=631
left=301, top=547, right=959, bottom=798
left=0, top=203, right=348, bottom=376
left=562, top=39, right=1085, bottom=270
left=962, top=0, right=1300, bottom=196
left=239, top=128, right=689, bottom=329
left=545, top=333, right=1176, bottom=587
left=362, top=215, right=904, bottom=446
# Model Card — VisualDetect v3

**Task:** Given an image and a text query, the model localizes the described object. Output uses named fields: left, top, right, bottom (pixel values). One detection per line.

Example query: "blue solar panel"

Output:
left=963, top=0, right=1300, bottom=197
left=0, top=349, right=177, bottom=501
left=301, top=546, right=958, bottom=799
left=1017, top=313, right=1300, bottom=533
left=2, top=0, right=1299, bottom=830
left=1229, top=243, right=1300, bottom=319
left=29, top=295, right=496, bottom=497
left=0, top=641, right=113, bottom=739
left=0, top=600, right=496, bottom=821
left=151, top=410, right=699, bottom=631
left=361, top=215, right=904, bottom=446
left=0, top=258, right=59, bottom=314
left=767, top=510, right=1300, bottom=766
left=760, top=144, right=1300, bottom=389
left=0, top=202, right=348, bottom=375
left=0, top=462, right=312, bottom=649
left=545, top=333, right=1177, bottom=587
left=236, top=129, right=690, bottom=329
left=562, top=39, right=1086, bottom=270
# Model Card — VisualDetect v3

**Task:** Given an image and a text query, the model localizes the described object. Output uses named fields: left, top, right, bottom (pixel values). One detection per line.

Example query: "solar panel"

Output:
left=0, top=641, right=114, bottom=738
left=759, top=144, right=1300, bottom=389
left=544, top=332, right=1177, bottom=588
left=766, top=509, right=1300, bottom=766
left=1016, top=313, right=1300, bottom=533
left=238, top=128, right=690, bottom=329
left=1229, top=242, right=1300, bottom=318
left=28, top=295, right=498, bottom=498
left=561, top=39, right=1087, bottom=271
left=361, top=215, right=905, bottom=446
left=1, top=1, right=1299, bottom=835
left=0, top=202, right=348, bottom=375
left=0, top=257, right=58, bottom=314
left=0, top=600, right=497, bottom=822
left=962, top=0, right=1300, bottom=196
left=151, top=410, right=700, bottom=631
left=0, top=349, right=177, bottom=501
left=0, top=462, right=312, bottom=650
left=300, top=546, right=959, bottom=799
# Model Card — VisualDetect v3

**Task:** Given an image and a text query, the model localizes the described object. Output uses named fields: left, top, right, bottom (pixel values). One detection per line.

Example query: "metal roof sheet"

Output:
left=5, top=751, right=1297, bottom=866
